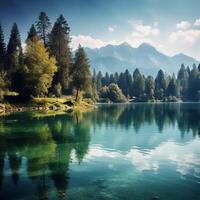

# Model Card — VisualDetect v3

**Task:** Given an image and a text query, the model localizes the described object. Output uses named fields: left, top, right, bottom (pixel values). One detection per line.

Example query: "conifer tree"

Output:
left=155, top=69, right=166, bottom=99
left=145, top=76, right=155, bottom=99
left=166, top=75, right=177, bottom=97
left=36, top=12, right=51, bottom=46
left=96, top=71, right=103, bottom=91
left=177, top=64, right=189, bottom=97
left=0, top=25, right=6, bottom=70
left=72, top=45, right=92, bottom=101
left=26, top=24, right=37, bottom=42
left=48, top=14, right=72, bottom=92
left=6, top=23, right=23, bottom=73
left=132, top=68, right=145, bottom=98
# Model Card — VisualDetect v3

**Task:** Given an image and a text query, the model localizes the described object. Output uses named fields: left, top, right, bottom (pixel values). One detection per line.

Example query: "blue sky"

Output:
left=0, top=0, right=200, bottom=60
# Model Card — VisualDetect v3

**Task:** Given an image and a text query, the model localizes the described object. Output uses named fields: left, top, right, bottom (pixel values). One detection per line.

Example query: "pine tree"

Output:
left=0, top=25, right=6, bottom=70
left=36, top=12, right=51, bottom=46
left=177, top=64, right=189, bottom=98
left=96, top=71, right=103, bottom=91
left=187, top=64, right=199, bottom=101
left=48, top=14, right=72, bottom=92
left=124, top=69, right=133, bottom=97
left=166, top=75, right=177, bottom=97
left=155, top=69, right=166, bottom=99
left=102, top=72, right=110, bottom=86
left=145, top=76, right=154, bottom=99
left=26, top=24, right=37, bottom=42
left=6, top=23, right=23, bottom=73
left=72, top=45, right=92, bottom=101
left=132, top=68, right=145, bottom=98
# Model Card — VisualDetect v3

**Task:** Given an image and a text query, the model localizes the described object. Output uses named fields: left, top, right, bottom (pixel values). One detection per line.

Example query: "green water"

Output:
left=0, top=103, right=199, bottom=200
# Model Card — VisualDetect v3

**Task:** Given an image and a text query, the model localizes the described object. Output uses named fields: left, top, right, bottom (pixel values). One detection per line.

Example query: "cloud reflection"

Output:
left=85, top=140, right=200, bottom=178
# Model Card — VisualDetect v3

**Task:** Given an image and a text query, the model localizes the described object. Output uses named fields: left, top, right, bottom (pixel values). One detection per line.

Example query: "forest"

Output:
left=0, top=11, right=200, bottom=103
left=0, top=12, right=92, bottom=103
left=95, top=64, right=200, bottom=102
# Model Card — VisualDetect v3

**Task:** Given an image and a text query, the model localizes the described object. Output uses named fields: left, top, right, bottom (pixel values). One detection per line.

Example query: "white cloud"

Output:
left=176, top=21, right=191, bottom=30
left=194, top=18, right=200, bottom=27
left=71, top=35, right=120, bottom=49
left=124, top=21, right=161, bottom=48
left=132, top=22, right=160, bottom=37
left=169, top=29, right=200, bottom=45
left=108, top=25, right=117, bottom=32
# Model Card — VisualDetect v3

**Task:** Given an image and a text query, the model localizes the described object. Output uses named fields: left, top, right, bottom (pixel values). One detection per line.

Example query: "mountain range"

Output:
left=84, top=42, right=199, bottom=76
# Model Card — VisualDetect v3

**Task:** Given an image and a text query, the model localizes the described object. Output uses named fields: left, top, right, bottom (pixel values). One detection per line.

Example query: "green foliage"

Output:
left=132, top=68, right=145, bottom=98
left=53, top=83, right=62, bottom=97
left=0, top=25, right=6, bottom=70
left=145, top=76, right=154, bottom=99
left=155, top=69, right=166, bottom=99
left=0, top=71, right=9, bottom=100
left=6, top=23, right=23, bottom=73
left=166, top=75, right=178, bottom=97
left=99, top=83, right=127, bottom=103
left=36, top=12, right=51, bottom=46
left=187, top=64, right=200, bottom=101
left=48, top=15, right=72, bottom=91
left=72, top=45, right=92, bottom=101
left=26, top=24, right=37, bottom=42
left=24, top=37, right=57, bottom=97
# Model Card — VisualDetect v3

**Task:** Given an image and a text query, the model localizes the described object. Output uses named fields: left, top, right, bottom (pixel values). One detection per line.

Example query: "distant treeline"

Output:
left=93, top=64, right=200, bottom=102
left=0, top=12, right=92, bottom=101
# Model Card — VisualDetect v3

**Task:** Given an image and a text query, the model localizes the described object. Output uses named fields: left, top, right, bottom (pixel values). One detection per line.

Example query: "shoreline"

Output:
left=0, top=97, right=94, bottom=115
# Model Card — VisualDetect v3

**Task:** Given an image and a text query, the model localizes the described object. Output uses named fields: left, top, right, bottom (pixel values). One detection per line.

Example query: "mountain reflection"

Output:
left=0, top=103, right=199, bottom=199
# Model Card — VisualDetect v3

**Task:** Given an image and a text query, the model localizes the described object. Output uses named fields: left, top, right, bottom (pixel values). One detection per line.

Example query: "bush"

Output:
left=99, top=83, right=127, bottom=103
left=54, top=83, right=62, bottom=97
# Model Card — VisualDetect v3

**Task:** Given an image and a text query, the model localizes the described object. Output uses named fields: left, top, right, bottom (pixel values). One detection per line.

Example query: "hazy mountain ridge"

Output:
left=84, top=43, right=199, bottom=76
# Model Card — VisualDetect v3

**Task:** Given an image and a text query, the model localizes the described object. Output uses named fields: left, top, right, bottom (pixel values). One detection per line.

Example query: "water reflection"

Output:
left=0, top=103, right=199, bottom=200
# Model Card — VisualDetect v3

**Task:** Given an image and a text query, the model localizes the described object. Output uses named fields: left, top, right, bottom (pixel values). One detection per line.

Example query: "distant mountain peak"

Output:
left=119, top=42, right=131, bottom=47
left=138, top=42, right=156, bottom=50
left=84, top=42, right=199, bottom=76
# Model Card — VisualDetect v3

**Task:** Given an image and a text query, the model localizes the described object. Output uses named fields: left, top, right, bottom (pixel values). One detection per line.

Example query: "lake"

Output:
left=0, top=103, right=199, bottom=200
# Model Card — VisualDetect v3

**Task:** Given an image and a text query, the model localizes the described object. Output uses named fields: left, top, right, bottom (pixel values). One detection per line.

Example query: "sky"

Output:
left=0, top=0, right=200, bottom=60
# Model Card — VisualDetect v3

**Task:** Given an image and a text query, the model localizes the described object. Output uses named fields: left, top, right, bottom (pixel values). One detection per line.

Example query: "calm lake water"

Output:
left=0, top=103, right=199, bottom=200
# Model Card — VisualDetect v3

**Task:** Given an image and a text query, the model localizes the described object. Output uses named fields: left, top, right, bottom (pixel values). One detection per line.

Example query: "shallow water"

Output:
left=0, top=103, right=199, bottom=200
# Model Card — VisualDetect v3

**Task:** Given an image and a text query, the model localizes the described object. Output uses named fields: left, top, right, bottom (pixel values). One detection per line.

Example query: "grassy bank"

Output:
left=0, top=96, right=94, bottom=114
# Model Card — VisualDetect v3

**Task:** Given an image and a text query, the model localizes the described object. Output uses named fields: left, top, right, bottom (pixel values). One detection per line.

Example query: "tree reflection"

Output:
left=0, top=103, right=199, bottom=199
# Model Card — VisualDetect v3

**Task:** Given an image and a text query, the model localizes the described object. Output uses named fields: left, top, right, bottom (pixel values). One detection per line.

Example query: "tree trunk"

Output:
left=75, top=88, right=79, bottom=102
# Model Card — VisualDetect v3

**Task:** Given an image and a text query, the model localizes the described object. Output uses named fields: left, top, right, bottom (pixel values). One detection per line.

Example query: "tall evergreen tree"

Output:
left=177, top=64, right=189, bottom=97
left=0, top=25, right=6, bottom=70
left=166, top=75, right=177, bottom=97
left=187, top=64, right=199, bottom=101
left=102, top=72, right=110, bottom=86
left=6, top=23, right=23, bottom=73
left=96, top=71, right=103, bottom=91
left=26, top=24, right=37, bottom=42
left=124, top=69, right=133, bottom=97
left=118, top=72, right=126, bottom=96
left=145, top=76, right=155, bottom=99
left=132, top=68, right=145, bottom=98
left=36, top=12, right=51, bottom=46
left=48, top=14, right=72, bottom=92
left=72, top=45, right=92, bottom=101
left=155, top=69, right=166, bottom=99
